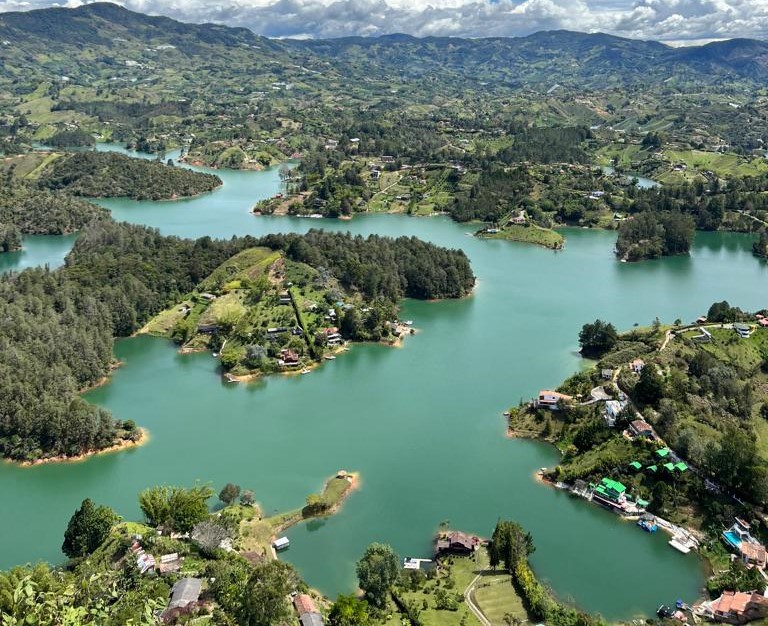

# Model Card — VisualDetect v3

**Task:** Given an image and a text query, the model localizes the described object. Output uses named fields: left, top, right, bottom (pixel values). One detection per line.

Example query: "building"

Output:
left=603, top=400, right=625, bottom=427
left=593, top=477, right=627, bottom=506
left=740, top=542, right=768, bottom=569
left=435, top=531, right=480, bottom=556
left=698, top=590, right=768, bottom=624
left=508, top=211, right=526, bottom=225
left=162, top=577, right=203, bottom=623
left=724, top=519, right=759, bottom=552
left=734, top=323, right=753, bottom=339
left=294, top=593, right=325, bottom=626
left=601, top=368, right=614, bottom=380
left=273, top=536, right=290, bottom=551
left=535, top=390, right=573, bottom=410
left=629, top=419, right=654, bottom=438
left=629, top=359, right=645, bottom=374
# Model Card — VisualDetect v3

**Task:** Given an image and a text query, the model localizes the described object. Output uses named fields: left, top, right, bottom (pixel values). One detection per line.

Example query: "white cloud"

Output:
left=2, top=0, right=768, bottom=42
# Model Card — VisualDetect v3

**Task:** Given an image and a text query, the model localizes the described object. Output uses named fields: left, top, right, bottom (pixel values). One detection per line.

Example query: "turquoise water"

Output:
left=2, top=144, right=768, bottom=618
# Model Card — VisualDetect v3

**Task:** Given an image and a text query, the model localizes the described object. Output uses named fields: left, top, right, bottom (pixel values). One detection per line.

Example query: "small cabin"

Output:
left=273, top=537, right=290, bottom=551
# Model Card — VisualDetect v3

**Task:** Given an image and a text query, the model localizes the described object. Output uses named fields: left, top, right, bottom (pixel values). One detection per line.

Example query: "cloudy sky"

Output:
left=1, top=0, right=768, bottom=43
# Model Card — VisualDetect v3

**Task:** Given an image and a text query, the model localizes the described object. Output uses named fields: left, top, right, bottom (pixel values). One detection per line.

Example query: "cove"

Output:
left=2, top=145, right=768, bottom=619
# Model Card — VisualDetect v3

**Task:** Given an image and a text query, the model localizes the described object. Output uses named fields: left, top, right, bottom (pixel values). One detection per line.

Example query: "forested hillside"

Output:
left=0, top=184, right=106, bottom=239
left=37, top=152, right=222, bottom=200
left=0, top=221, right=474, bottom=461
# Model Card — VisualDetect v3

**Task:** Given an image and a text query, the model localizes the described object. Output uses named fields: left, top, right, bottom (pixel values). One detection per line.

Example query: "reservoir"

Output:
left=1, top=145, right=766, bottom=619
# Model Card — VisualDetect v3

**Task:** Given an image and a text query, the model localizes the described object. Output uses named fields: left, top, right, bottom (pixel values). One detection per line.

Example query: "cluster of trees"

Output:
left=615, top=211, right=695, bottom=261
left=37, top=152, right=221, bottom=200
left=497, top=124, right=591, bottom=165
left=0, top=183, right=106, bottom=239
left=451, top=166, right=530, bottom=222
left=578, top=319, right=618, bottom=358
left=0, top=221, right=253, bottom=460
left=260, top=230, right=475, bottom=301
left=0, top=222, right=21, bottom=252
left=45, top=128, right=95, bottom=148
left=138, top=484, right=214, bottom=533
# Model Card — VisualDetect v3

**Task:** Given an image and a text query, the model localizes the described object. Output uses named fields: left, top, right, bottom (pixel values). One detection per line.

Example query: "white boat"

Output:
left=669, top=538, right=691, bottom=554
left=324, top=355, right=336, bottom=360
left=403, top=320, right=413, bottom=326
left=300, top=368, right=311, bottom=374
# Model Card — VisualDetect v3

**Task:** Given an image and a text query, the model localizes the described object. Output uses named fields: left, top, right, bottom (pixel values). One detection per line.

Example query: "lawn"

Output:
left=472, top=571, right=529, bottom=626
left=484, top=224, right=564, bottom=249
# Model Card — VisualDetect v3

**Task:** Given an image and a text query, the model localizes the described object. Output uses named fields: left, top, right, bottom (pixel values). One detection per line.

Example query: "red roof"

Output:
left=293, top=594, right=318, bottom=615
left=712, top=591, right=768, bottom=615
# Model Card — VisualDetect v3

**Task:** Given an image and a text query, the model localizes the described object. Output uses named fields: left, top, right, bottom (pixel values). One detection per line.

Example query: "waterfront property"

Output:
left=535, top=389, right=573, bottom=410
left=591, top=477, right=647, bottom=516
left=435, top=530, right=481, bottom=556
left=723, top=519, right=759, bottom=551
left=273, top=536, right=290, bottom=551
left=293, top=593, right=324, bottom=626
left=696, top=591, right=768, bottom=624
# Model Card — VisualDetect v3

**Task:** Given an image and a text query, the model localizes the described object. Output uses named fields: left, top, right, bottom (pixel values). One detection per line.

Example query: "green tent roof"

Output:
left=629, top=461, right=642, bottom=470
left=656, top=448, right=671, bottom=458
left=646, top=465, right=658, bottom=472
left=600, top=477, right=626, bottom=492
left=674, top=462, right=688, bottom=472
left=663, top=462, right=676, bottom=471
left=636, top=498, right=650, bottom=508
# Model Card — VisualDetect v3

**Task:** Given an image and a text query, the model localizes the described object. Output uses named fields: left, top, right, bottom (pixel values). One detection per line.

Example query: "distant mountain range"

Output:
left=1, top=2, right=768, bottom=90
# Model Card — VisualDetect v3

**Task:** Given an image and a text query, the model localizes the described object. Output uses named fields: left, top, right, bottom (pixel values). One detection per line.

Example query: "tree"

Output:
left=634, top=365, right=664, bottom=407
left=239, top=560, right=298, bottom=626
left=488, top=520, right=534, bottom=571
left=578, top=320, right=618, bottom=357
left=219, top=483, right=241, bottom=506
left=139, top=485, right=213, bottom=532
left=61, top=498, right=118, bottom=559
left=240, top=490, right=255, bottom=506
left=356, top=543, right=400, bottom=608
left=329, top=594, right=370, bottom=626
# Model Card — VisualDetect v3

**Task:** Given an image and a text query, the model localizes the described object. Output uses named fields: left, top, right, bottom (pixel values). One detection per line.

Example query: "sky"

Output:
left=1, top=0, right=768, bottom=43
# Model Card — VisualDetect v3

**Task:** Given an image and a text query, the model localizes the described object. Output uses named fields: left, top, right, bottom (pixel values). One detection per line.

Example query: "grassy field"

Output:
left=471, top=571, right=529, bottom=626
left=483, top=224, right=564, bottom=249
left=664, top=149, right=768, bottom=178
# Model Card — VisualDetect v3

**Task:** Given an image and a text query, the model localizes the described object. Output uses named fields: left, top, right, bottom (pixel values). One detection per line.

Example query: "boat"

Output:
left=300, top=368, right=311, bottom=374
left=403, top=320, right=413, bottom=326
left=637, top=515, right=658, bottom=533
left=324, top=355, right=336, bottom=360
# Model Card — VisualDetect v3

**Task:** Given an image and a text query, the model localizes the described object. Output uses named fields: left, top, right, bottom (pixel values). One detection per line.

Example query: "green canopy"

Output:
left=656, top=448, right=671, bottom=458
left=629, top=461, right=642, bottom=471
left=674, top=462, right=688, bottom=472
left=646, top=465, right=658, bottom=472
left=663, top=462, right=676, bottom=472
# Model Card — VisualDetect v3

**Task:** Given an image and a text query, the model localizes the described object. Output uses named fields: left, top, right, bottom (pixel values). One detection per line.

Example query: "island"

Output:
left=142, top=230, right=475, bottom=380
left=36, top=151, right=222, bottom=200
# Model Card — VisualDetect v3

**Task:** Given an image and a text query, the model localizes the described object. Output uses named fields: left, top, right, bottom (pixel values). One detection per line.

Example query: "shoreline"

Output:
left=8, top=427, right=149, bottom=468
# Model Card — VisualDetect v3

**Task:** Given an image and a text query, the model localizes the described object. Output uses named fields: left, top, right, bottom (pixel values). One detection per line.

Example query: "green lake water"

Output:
left=2, top=145, right=767, bottom=619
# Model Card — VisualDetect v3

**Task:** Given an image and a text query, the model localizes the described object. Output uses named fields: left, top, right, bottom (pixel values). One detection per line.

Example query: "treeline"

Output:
left=0, top=221, right=252, bottom=461
left=259, top=230, right=475, bottom=300
left=45, top=128, right=95, bottom=148
left=37, top=152, right=222, bottom=200
left=615, top=211, right=695, bottom=261
left=490, top=520, right=605, bottom=626
left=0, top=183, right=106, bottom=241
